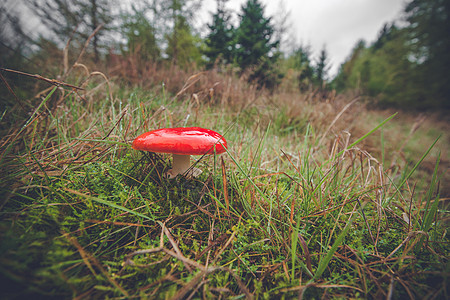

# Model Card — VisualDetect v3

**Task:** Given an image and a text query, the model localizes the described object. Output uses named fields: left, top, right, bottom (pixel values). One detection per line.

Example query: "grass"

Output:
left=0, top=62, right=448, bottom=299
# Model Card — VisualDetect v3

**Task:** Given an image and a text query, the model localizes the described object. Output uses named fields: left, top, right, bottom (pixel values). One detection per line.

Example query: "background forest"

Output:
left=0, top=0, right=449, bottom=299
left=1, top=0, right=449, bottom=110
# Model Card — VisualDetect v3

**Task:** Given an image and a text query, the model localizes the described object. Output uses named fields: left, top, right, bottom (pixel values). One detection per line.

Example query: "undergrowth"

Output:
left=0, top=61, right=448, bottom=299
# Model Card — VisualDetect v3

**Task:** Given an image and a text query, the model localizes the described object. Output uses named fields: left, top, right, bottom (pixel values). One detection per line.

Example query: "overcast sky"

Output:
left=201, top=0, right=407, bottom=77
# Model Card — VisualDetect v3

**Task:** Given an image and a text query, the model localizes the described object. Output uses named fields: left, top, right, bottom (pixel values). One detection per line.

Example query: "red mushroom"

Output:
left=132, top=127, right=227, bottom=178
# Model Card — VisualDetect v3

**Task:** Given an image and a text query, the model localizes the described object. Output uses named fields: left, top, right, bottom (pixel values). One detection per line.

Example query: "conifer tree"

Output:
left=332, top=40, right=366, bottom=92
left=235, top=0, right=278, bottom=70
left=372, top=23, right=395, bottom=51
left=291, top=44, right=314, bottom=92
left=204, top=0, right=235, bottom=68
left=314, top=46, right=330, bottom=85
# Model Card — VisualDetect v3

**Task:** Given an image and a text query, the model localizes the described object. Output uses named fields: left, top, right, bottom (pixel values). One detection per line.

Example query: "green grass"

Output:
left=0, top=78, right=448, bottom=299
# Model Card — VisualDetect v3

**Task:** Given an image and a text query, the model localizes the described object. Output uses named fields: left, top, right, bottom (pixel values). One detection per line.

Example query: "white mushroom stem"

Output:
left=167, top=154, right=202, bottom=178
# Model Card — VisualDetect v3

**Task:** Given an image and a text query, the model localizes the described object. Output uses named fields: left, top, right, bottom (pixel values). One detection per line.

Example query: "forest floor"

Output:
left=0, top=62, right=448, bottom=299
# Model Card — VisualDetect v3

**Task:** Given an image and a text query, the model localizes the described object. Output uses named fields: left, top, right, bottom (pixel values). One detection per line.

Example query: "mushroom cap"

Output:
left=132, top=127, right=227, bottom=155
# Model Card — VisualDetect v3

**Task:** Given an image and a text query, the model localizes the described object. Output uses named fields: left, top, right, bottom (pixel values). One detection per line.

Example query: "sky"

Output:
left=201, top=0, right=407, bottom=77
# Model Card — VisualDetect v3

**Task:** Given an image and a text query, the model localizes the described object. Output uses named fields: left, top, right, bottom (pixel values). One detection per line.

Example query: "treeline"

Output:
left=333, top=0, right=450, bottom=110
left=0, top=0, right=330, bottom=95
left=1, top=0, right=449, bottom=110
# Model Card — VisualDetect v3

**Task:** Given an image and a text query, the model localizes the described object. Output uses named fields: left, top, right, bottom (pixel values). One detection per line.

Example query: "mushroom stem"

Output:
left=167, top=154, right=202, bottom=178
left=168, top=154, right=190, bottom=178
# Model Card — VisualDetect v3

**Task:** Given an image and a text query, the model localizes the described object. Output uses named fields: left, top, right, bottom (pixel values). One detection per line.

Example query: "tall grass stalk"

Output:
left=421, top=152, right=441, bottom=234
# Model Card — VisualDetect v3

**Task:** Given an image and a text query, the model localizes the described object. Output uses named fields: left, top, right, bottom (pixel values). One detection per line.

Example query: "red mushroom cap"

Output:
left=132, top=127, right=227, bottom=155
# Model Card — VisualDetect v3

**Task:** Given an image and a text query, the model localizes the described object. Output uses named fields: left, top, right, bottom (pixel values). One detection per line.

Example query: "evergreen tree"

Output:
left=235, top=0, right=278, bottom=70
left=290, top=44, right=314, bottom=92
left=234, top=0, right=280, bottom=88
left=314, top=46, right=330, bottom=85
left=204, top=0, right=235, bottom=68
left=370, top=27, right=415, bottom=106
left=332, top=40, right=366, bottom=92
left=372, top=23, right=396, bottom=51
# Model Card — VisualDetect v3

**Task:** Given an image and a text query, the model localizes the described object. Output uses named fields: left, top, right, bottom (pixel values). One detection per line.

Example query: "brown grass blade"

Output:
left=297, top=233, right=313, bottom=274
left=0, top=67, right=84, bottom=90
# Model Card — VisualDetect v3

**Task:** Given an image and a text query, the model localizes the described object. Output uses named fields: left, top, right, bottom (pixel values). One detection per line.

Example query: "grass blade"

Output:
left=64, top=188, right=156, bottom=222
left=384, top=135, right=440, bottom=207
left=421, top=152, right=441, bottom=233
left=336, top=112, right=397, bottom=158
left=312, top=209, right=357, bottom=281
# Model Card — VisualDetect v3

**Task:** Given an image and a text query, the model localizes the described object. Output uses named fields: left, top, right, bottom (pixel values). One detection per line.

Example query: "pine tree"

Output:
left=204, top=0, right=235, bottom=68
left=235, top=0, right=278, bottom=70
left=372, top=23, right=395, bottom=51
left=291, top=44, right=314, bottom=92
left=332, top=40, right=366, bottom=92
left=314, top=46, right=330, bottom=85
